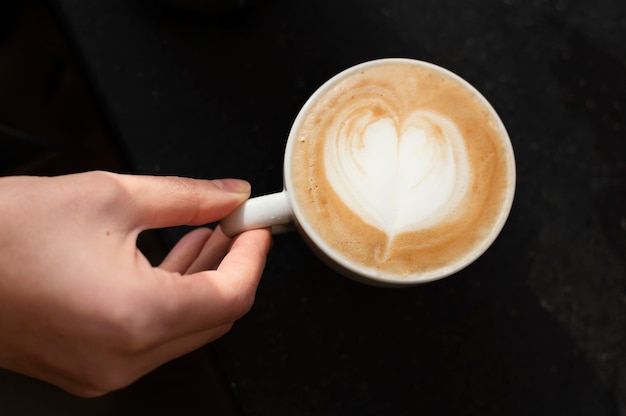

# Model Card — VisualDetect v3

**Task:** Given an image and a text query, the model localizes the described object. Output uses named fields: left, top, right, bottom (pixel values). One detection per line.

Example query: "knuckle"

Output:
left=224, top=283, right=257, bottom=321
left=78, top=171, right=129, bottom=214
left=164, top=176, right=196, bottom=194
left=163, top=176, right=203, bottom=223
left=216, top=323, right=234, bottom=339
left=72, top=335, right=150, bottom=393
left=71, top=387, right=107, bottom=399
left=84, top=170, right=124, bottom=195
left=100, top=293, right=160, bottom=353
left=238, top=291, right=257, bottom=317
left=80, top=361, right=139, bottom=395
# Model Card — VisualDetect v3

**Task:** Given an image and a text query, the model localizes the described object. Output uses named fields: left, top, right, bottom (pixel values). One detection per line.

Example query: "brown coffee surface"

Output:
left=289, top=61, right=515, bottom=279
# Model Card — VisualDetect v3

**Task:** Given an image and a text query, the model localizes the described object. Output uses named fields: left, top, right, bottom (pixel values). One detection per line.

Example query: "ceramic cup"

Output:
left=220, top=58, right=516, bottom=286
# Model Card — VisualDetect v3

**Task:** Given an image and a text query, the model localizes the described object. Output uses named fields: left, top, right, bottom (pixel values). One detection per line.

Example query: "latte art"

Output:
left=324, top=109, right=471, bottom=245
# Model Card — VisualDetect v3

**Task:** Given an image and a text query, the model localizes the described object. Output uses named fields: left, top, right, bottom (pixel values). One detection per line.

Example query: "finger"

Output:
left=192, top=228, right=272, bottom=324
left=185, top=226, right=232, bottom=274
left=118, top=174, right=251, bottom=230
left=46, top=374, right=108, bottom=398
left=159, top=228, right=213, bottom=273
left=138, top=323, right=233, bottom=374
left=6, top=357, right=108, bottom=398
left=212, top=228, right=272, bottom=313
left=36, top=320, right=231, bottom=398
left=146, top=228, right=271, bottom=340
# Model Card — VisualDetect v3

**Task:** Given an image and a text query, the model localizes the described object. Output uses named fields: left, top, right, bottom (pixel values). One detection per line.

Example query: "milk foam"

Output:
left=324, top=109, right=471, bottom=241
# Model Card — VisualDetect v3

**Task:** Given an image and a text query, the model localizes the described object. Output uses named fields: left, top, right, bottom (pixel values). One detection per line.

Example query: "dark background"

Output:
left=0, top=0, right=624, bottom=415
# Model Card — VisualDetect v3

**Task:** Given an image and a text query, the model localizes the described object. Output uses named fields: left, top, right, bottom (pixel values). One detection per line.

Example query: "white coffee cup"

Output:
left=220, top=58, right=516, bottom=286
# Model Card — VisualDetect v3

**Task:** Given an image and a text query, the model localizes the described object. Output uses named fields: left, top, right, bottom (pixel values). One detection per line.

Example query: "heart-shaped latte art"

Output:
left=324, top=109, right=471, bottom=242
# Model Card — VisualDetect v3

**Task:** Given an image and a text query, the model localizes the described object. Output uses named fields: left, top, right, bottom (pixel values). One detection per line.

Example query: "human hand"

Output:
left=0, top=171, right=271, bottom=397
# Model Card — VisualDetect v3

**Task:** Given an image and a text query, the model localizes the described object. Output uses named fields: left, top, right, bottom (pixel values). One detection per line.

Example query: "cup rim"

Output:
left=283, top=57, right=516, bottom=286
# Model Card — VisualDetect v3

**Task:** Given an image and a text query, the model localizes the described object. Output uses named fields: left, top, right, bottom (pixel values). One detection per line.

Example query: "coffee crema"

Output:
left=289, top=61, right=515, bottom=279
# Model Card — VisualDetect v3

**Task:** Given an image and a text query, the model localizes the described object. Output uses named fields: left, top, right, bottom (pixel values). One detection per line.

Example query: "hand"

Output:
left=0, top=171, right=271, bottom=397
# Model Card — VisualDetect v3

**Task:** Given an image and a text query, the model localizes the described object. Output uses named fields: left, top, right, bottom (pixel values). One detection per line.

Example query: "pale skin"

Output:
left=0, top=171, right=271, bottom=398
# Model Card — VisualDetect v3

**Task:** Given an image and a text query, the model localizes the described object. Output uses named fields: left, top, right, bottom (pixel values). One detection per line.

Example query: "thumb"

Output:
left=118, top=174, right=251, bottom=230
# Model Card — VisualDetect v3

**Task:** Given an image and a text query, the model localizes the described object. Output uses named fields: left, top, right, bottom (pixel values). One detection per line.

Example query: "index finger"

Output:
left=114, top=174, right=251, bottom=230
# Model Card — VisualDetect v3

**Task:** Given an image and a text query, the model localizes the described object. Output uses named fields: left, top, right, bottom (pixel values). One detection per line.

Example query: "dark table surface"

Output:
left=47, top=0, right=625, bottom=415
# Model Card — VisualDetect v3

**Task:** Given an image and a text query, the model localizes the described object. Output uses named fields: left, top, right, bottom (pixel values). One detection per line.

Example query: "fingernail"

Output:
left=213, top=178, right=251, bottom=194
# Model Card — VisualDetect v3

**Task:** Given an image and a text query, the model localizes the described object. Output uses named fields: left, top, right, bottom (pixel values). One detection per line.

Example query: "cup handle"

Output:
left=219, top=191, right=294, bottom=237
